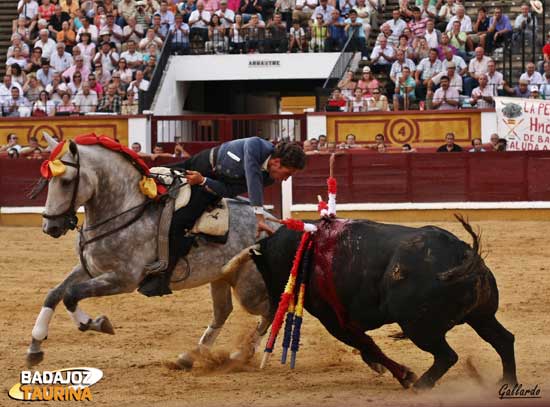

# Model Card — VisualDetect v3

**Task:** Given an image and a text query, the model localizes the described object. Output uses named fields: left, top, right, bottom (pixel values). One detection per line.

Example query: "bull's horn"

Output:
left=221, top=245, right=259, bottom=276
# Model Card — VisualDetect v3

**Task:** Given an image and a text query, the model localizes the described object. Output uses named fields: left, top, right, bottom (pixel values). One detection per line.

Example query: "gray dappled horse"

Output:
left=27, top=135, right=275, bottom=368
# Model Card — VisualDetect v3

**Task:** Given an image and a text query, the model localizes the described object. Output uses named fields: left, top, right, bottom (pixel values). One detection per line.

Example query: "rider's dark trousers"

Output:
left=167, top=148, right=220, bottom=260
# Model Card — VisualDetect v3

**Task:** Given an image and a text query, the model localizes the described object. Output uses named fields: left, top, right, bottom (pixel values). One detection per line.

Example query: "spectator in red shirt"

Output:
left=540, top=32, right=550, bottom=73
left=39, top=0, right=55, bottom=22
left=326, top=88, right=348, bottom=112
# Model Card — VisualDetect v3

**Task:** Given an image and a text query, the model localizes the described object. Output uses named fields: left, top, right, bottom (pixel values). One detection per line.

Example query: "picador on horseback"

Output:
left=138, top=137, right=307, bottom=297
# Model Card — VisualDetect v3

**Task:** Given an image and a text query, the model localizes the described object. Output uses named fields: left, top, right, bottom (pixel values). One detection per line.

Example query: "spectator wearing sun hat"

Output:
left=529, top=85, right=541, bottom=99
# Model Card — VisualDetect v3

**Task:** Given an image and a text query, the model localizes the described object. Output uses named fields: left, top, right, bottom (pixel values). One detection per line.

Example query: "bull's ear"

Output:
left=69, top=140, right=78, bottom=155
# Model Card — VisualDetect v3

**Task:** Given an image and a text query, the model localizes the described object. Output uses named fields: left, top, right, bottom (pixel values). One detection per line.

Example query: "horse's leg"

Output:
left=27, top=266, right=90, bottom=367
left=62, top=271, right=135, bottom=334
left=176, top=279, right=234, bottom=370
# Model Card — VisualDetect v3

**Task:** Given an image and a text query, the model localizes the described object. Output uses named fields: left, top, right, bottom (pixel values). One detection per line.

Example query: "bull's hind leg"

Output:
left=26, top=266, right=90, bottom=367
left=466, top=315, right=517, bottom=385
left=403, top=330, right=458, bottom=389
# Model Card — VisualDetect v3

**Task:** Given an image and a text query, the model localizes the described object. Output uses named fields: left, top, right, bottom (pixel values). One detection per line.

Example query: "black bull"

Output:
left=250, top=216, right=517, bottom=389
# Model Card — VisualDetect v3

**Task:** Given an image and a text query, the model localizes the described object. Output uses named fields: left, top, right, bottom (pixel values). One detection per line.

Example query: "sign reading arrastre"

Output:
left=248, top=60, right=281, bottom=67
left=495, top=97, right=550, bottom=150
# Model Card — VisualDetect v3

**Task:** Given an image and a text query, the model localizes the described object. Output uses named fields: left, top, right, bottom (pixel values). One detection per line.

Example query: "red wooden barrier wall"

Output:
left=292, top=151, right=550, bottom=204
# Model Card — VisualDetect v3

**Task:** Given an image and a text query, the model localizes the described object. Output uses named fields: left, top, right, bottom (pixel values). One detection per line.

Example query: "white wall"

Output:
left=307, top=114, right=327, bottom=140
left=128, top=117, right=149, bottom=152
left=481, top=111, right=497, bottom=143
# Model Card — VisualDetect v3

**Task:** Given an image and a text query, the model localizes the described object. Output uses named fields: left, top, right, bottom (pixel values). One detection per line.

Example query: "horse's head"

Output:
left=42, top=135, right=96, bottom=238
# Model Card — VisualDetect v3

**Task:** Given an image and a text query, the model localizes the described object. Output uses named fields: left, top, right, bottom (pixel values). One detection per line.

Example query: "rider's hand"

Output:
left=256, top=213, right=275, bottom=238
left=185, top=170, right=205, bottom=185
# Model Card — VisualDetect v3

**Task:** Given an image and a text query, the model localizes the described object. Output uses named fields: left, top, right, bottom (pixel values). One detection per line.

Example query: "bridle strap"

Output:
left=42, top=155, right=81, bottom=221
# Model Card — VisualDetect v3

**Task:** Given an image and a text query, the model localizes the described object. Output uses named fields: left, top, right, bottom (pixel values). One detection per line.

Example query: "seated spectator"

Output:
left=325, top=10, right=346, bottom=52
left=26, top=148, right=45, bottom=159
left=110, top=72, right=128, bottom=96
left=122, top=16, right=145, bottom=46
left=408, top=7, right=429, bottom=38
left=56, top=21, right=76, bottom=51
left=423, top=18, right=439, bottom=49
left=114, top=58, right=133, bottom=85
left=370, top=36, right=395, bottom=75
left=174, top=136, right=192, bottom=158
left=503, top=78, right=531, bottom=98
left=102, top=13, right=124, bottom=50
left=418, top=0, right=437, bottom=19
left=447, top=20, right=467, bottom=59
left=50, top=43, right=73, bottom=74
left=468, top=7, right=490, bottom=51
left=488, top=133, right=499, bottom=150
left=385, top=9, right=406, bottom=46
left=131, top=141, right=148, bottom=156
left=0, top=133, right=22, bottom=156
left=539, top=61, right=550, bottom=99
left=1, top=86, right=29, bottom=117
left=0, top=75, right=23, bottom=104
left=357, top=66, right=379, bottom=97
left=94, top=42, right=120, bottom=73
left=337, top=70, right=356, bottom=99
left=529, top=86, right=541, bottom=99
left=464, top=47, right=491, bottom=96
left=354, top=0, right=373, bottom=39
left=12, top=18, right=32, bottom=44
left=34, top=29, right=56, bottom=59
left=122, top=88, right=139, bottom=114
left=402, top=143, right=417, bottom=152
left=437, top=0, right=458, bottom=32
left=229, top=14, right=246, bottom=53
left=519, top=62, right=543, bottom=85
left=437, top=132, right=462, bottom=152
left=496, top=138, right=507, bottom=152
left=243, top=14, right=265, bottom=53
left=150, top=144, right=175, bottom=160
left=150, top=14, right=169, bottom=41
left=395, top=34, right=414, bottom=60
left=23, top=73, right=43, bottom=103
left=339, top=133, right=361, bottom=149
left=9, top=64, right=27, bottom=87
left=32, top=90, right=55, bottom=116
left=291, top=0, right=317, bottom=26
left=48, top=5, right=71, bottom=38
left=415, top=47, right=441, bottom=100
left=87, top=74, right=104, bottom=98
left=312, top=0, right=334, bottom=24
left=171, top=13, right=192, bottom=54
left=55, top=91, right=77, bottom=114
left=45, top=72, right=68, bottom=101
left=317, top=134, right=327, bottom=150
left=189, top=2, right=211, bottom=44
left=67, top=71, right=83, bottom=95
left=326, top=88, right=348, bottom=112
left=430, top=75, right=460, bottom=110
left=436, top=32, right=457, bottom=60
left=348, top=87, right=367, bottom=112
left=470, top=74, right=495, bottom=108
left=441, top=47, right=467, bottom=76
left=63, top=55, right=90, bottom=84
left=143, top=43, right=160, bottom=64
left=445, top=5, right=471, bottom=33
left=288, top=19, right=306, bottom=53
left=486, top=59, right=504, bottom=96
left=469, top=137, right=485, bottom=152
left=376, top=23, right=394, bottom=48
left=77, top=16, right=99, bottom=43
left=430, top=61, right=462, bottom=93
left=92, top=62, right=112, bottom=89
left=7, top=34, right=30, bottom=60
left=390, top=49, right=416, bottom=86
left=513, top=2, right=537, bottom=48
left=216, top=0, right=235, bottom=28
left=74, top=81, right=98, bottom=113
left=368, top=88, right=388, bottom=111
left=393, top=66, right=415, bottom=111
left=128, top=69, right=150, bottom=92
left=60, top=0, right=79, bottom=18
left=25, top=47, right=43, bottom=74
left=265, top=13, right=287, bottom=53
left=345, top=10, right=367, bottom=56
left=120, top=40, right=144, bottom=71
left=6, top=47, right=27, bottom=72
left=486, top=7, right=512, bottom=54
left=158, top=0, right=176, bottom=25
left=413, top=37, right=430, bottom=63
left=119, top=0, right=138, bottom=25
left=97, top=83, right=122, bottom=113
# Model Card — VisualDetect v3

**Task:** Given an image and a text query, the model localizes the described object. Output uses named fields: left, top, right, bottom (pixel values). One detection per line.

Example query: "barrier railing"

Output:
left=140, top=31, right=174, bottom=112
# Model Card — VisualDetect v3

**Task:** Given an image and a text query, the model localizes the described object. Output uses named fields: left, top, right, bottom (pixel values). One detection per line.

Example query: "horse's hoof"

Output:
left=367, top=362, right=387, bottom=375
left=96, top=316, right=115, bottom=335
left=175, top=352, right=194, bottom=371
left=26, top=351, right=44, bottom=367
left=399, top=369, right=419, bottom=389
left=229, top=350, right=246, bottom=362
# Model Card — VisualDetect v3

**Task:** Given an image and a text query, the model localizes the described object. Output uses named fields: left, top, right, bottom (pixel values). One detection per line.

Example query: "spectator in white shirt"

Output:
left=93, top=41, right=120, bottom=73
left=430, top=75, right=460, bottom=110
left=50, top=43, right=73, bottom=74
left=441, top=47, right=467, bottom=75
left=370, top=36, right=395, bottom=75
left=128, top=70, right=150, bottom=93
left=34, top=29, right=56, bottom=60
left=122, top=16, right=145, bottom=44
left=445, top=5, right=472, bottom=33
left=158, top=0, right=175, bottom=26
left=189, top=1, right=212, bottom=43
left=519, top=62, right=543, bottom=85
left=77, top=16, right=99, bottom=43
left=292, top=0, right=318, bottom=26
left=513, top=2, right=537, bottom=47
left=121, top=40, right=144, bottom=71
left=14, top=0, right=39, bottom=34
left=431, top=61, right=462, bottom=93
left=139, top=28, right=163, bottom=51
left=385, top=9, right=406, bottom=45
left=464, top=46, right=491, bottom=96
left=424, top=19, right=439, bottom=49
left=216, top=0, right=235, bottom=28
left=0, top=75, right=23, bottom=104
left=486, top=59, right=504, bottom=96
left=470, top=74, right=495, bottom=109
left=5, top=46, right=27, bottom=71
left=311, top=0, right=334, bottom=24
left=102, top=14, right=124, bottom=49
left=539, top=61, right=550, bottom=99
left=437, top=0, right=457, bottom=31
left=415, top=48, right=442, bottom=100
left=73, top=82, right=98, bottom=113
left=390, top=49, right=416, bottom=84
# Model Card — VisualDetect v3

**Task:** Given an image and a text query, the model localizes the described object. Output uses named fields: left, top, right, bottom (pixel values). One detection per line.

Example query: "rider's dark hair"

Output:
left=272, top=141, right=306, bottom=170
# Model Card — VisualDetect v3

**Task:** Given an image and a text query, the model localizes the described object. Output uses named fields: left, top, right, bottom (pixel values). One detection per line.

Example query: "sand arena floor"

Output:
left=0, top=221, right=549, bottom=407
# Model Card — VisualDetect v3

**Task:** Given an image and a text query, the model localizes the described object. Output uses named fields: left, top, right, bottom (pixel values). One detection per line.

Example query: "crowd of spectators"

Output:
left=326, top=0, right=549, bottom=112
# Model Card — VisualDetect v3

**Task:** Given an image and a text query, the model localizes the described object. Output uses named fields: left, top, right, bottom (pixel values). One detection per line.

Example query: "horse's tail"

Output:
left=437, top=214, right=484, bottom=283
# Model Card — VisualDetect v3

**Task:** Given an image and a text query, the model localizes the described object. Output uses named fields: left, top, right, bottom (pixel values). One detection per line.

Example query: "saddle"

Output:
left=145, top=167, right=230, bottom=275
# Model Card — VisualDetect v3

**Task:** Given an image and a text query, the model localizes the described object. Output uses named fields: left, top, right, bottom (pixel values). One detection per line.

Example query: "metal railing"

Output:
left=321, top=27, right=359, bottom=89
left=139, top=31, right=173, bottom=113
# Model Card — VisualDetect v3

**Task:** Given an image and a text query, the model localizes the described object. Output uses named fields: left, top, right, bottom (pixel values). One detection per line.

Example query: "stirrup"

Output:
left=144, top=260, right=169, bottom=275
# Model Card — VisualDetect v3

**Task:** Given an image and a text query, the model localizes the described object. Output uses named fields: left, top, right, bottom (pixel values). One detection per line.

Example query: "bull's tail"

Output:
left=437, top=215, right=484, bottom=283
left=221, top=244, right=258, bottom=278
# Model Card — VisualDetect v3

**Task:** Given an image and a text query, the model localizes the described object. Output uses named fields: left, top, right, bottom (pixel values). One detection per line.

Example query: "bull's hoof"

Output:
left=96, top=316, right=115, bottom=335
left=175, top=352, right=194, bottom=371
left=26, top=351, right=44, bottom=367
left=412, top=376, right=434, bottom=390
left=399, top=369, right=418, bottom=389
